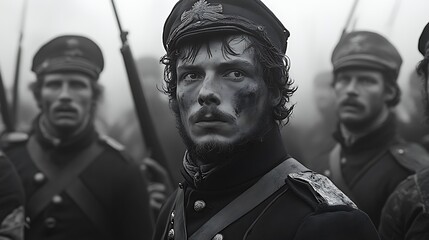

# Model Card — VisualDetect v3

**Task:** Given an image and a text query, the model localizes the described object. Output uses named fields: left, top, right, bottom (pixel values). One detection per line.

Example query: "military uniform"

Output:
left=0, top=151, right=25, bottom=240
left=153, top=128, right=379, bottom=240
left=3, top=35, right=154, bottom=240
left=4, top=119, right=154, bottom=240
left=315, top=114, right=429, bottom=227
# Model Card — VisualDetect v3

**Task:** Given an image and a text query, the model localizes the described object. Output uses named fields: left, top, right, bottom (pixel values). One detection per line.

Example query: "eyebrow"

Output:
left=177, top=59, right=256, bottom=72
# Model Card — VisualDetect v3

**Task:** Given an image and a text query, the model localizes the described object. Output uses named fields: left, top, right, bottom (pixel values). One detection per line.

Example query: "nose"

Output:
left=345, top=78, right=359, bottom=96
left=197, top=75, right=221, bottom=106
left=58, top=83, right=72, bottom=102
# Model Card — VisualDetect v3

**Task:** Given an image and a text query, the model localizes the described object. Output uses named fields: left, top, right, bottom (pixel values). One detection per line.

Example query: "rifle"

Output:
left=11, top=0, right=29, bottom=125
left=341, top=0, right=360, bottom=38
left=110, top=0, right=173, bottom=186
left=0, top=67, right=14, bottom=132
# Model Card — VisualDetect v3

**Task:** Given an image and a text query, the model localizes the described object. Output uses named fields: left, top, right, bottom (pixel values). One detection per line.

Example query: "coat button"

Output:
left=168, top=229, right=175, bottom=240
left=212, top=233, right=223, bottom=240
left=52, top=195, right=63, bottom=204
left=44, top=217, right=56, bottom=229
left=340, top=158, right=347, bottom=164
left=397, top=148, right=405, bottom=154
left=33, top=172, right=45, bottom=183
left=194, top=200, right=206, bottom=212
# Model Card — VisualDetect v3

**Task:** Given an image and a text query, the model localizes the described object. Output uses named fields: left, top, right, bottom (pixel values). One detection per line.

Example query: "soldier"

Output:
left=322, top=30, right=429, bottom=227
left=0, top=152, right=25, bottom=240
left=153, top=0, right=380, bottom=239
left=378, top=22, right=429, bottom=240
left=3, top=35, right=154, bottom=240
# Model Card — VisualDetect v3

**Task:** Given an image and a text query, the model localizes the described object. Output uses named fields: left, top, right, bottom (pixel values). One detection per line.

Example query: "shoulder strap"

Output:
left=26, top=135, right=109, bottom=237
left=328, top=144, right=355, bottom=198
left=389, top=142, right=429, bottom=172
left=170, top=158, right=308, bottom=240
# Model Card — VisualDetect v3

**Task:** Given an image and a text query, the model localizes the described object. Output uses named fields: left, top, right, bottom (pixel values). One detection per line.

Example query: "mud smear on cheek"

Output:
left=234, top=86, right=259, bottom=116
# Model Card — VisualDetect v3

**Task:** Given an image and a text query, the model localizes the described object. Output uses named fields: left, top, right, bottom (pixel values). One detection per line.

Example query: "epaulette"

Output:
left=99, top=135, right=125, bottom=151
left=389, top=142, right=429, bottom=172
left=288, top=172, right=357, bottom=209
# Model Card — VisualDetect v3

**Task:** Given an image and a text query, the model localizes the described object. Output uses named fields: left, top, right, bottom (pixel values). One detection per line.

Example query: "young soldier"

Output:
left=4, top=35, right=153, bottom=240
left=153, top=0, right=380, bottom=239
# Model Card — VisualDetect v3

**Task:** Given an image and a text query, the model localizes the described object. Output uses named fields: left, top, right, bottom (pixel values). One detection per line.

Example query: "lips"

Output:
left=190, top=107, right=235, bottom=125
left=53, top=105, right=77, bottom=116
left=340, top=99, right=364, bottom=110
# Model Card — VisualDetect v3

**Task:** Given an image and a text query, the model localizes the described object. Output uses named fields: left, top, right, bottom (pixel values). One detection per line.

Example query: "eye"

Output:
left=224, top=70, right=244, bottom=81
left=44, top=80, right=62, bottom=89
left=181, top=72, right=203, bottom=82
left=69, top=80, right=88, bottom=89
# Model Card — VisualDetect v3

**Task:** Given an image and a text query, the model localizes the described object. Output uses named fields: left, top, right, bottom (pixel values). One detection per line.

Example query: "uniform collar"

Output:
left=334, top=113, right=397, bottom=152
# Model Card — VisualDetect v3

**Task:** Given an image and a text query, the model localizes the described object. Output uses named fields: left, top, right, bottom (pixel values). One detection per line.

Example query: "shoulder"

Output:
left=1, top=132, right=29, bottom=151
left=389, top=142, right=429, bottom=172
left=290, top=172, right=379, bottom=239
left=294, top=206, right=379, bottom=240
left=287, top=171, right=357, bottom=209
left=97, top=134, right=135, bottom=164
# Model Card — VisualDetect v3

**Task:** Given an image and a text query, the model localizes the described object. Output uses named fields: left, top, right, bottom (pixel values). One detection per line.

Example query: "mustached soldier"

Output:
left=4, top=35, right=154, bottom=240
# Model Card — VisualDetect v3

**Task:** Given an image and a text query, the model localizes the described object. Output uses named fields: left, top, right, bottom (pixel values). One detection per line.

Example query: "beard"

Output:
left=173, top=104, right=273, bottom=164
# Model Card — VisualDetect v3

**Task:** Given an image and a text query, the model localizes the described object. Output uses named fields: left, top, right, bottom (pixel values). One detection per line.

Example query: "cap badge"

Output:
left=64, top=38, right=83, bottom=57
left=344, top=35, right=367, bottom=53
left=179, top=0, right=224, bottom=29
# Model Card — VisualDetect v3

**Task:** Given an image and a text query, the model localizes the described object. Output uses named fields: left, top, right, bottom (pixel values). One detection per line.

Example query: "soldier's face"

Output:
left=333, top=69, right=394, bottom=129
left=39, top=72, right=94, bottom=133
left=175, top=35, right=272, bottom=154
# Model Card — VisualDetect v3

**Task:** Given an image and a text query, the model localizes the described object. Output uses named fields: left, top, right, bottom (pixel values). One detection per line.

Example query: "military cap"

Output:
left=418, top=22, right=429, bottom=56
left=331, top=31, right=402, bottom=79
left=163, top=0, right=290, bottom=53
left=32, top=35, right=104, bottom=80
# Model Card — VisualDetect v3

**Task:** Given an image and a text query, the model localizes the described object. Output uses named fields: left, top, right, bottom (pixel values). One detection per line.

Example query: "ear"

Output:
left=383, top=83, right=397, bottom=103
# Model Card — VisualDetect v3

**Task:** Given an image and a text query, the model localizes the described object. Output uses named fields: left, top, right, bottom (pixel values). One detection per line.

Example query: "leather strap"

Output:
left=26, top=135, right=108, bottom=236
left=328, top=144, right=355, bottom=198
left=171, top=158, right=308, bottom=240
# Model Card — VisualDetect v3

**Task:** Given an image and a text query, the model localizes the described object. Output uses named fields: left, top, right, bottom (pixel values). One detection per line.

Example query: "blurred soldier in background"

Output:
left=3, top=35, right=154, bottom=240
left=0, top=152, right=25, bottom=240
left=153, top=0, right=379, bottom=239
left=323, top=30, right=429, bottom=227
left=378, top=21, right=429, bottom=240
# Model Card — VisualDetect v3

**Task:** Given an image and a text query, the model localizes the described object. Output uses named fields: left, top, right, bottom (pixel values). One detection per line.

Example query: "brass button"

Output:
left=52, top=195, right=62, bottom=204
left=397, top=149, right=405, bottom=155
left=340, top=158, right=347, bottom=164
left=44, top=217, right=56, bottom=229
left=194, top=200, right=206, bottom=212
left=213, top=233, right=223, bottom=240
left=168, top=229, right=175, bottom=240
left=34, top=172, right=45, bottom=183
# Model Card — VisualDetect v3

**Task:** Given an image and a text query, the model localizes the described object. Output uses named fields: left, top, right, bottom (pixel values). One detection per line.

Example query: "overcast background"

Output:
left=0, top=0, right=428, bottom=132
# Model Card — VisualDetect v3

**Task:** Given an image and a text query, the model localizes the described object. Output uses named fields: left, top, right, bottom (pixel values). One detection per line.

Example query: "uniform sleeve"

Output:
left=0, top=154, right=25, bottom=240
left=379, top=176, right=429, bottom=240
left=113, top=160, right=155, bottom=240
left=293, top=206, right=380, bottom=240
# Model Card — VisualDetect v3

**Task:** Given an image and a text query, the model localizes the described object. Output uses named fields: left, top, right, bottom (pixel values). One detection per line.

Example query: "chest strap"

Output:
left=172, top=157, right=309, bottom=240
left=26, top=135, right=109, bottom=237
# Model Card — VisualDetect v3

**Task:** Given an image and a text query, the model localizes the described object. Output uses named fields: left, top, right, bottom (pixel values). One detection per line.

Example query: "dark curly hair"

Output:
left=161, top=32, right=296, bottom=125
